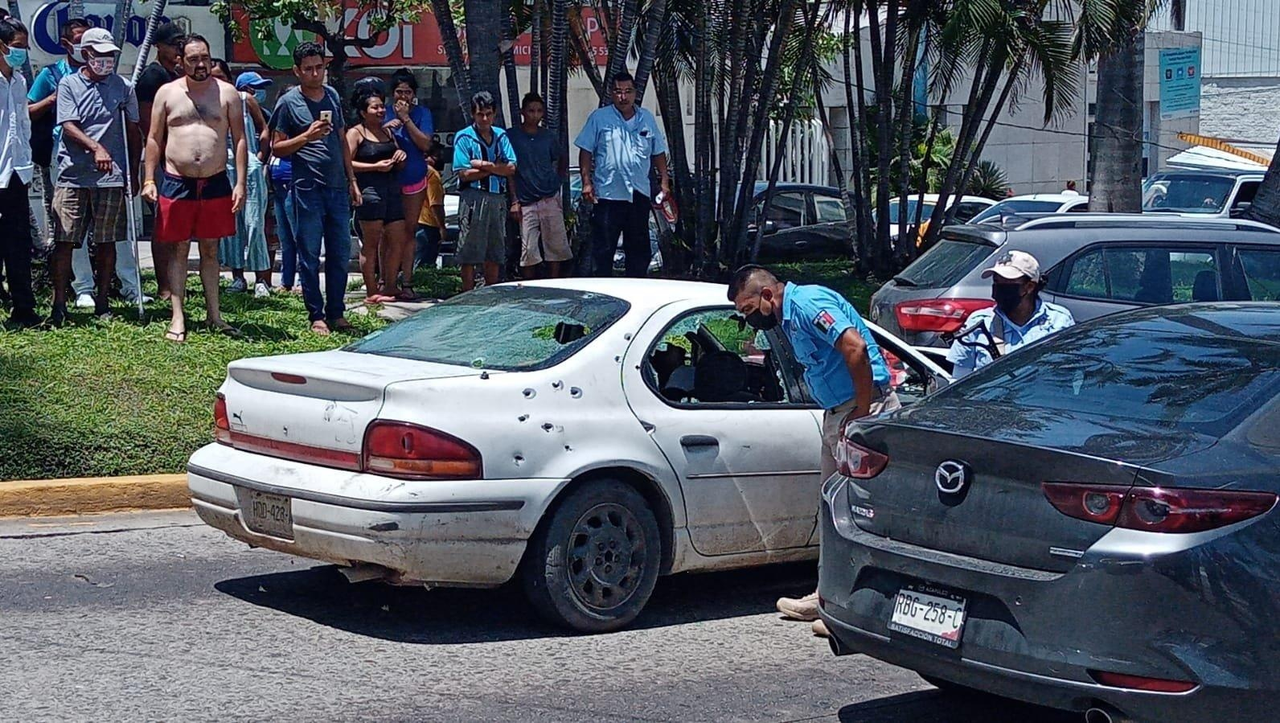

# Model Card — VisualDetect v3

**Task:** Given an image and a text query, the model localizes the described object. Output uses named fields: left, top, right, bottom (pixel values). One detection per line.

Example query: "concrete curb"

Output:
left=0, top=474, right=190, bottom=518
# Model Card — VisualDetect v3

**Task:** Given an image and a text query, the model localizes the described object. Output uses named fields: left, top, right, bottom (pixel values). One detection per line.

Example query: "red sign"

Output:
left=232, top=9, right=610, bottom=69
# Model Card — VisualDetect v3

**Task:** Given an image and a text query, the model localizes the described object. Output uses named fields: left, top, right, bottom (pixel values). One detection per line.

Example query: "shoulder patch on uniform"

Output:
left=814, top=310, right=836, bottom=333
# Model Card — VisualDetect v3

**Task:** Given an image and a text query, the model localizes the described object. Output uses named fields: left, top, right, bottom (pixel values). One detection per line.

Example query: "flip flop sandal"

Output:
left=164, top=329, right=186, bottom=343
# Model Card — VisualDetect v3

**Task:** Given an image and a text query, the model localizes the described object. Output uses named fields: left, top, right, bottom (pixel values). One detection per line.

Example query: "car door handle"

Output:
left=680, top=435, right=720, bottom=449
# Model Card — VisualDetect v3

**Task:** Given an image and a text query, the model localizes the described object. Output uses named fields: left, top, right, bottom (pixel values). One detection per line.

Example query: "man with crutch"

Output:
left=47, top=27, right=140, bottom=325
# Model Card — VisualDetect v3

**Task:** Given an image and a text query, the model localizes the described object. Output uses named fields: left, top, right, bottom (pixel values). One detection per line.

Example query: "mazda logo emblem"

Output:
left=935, top=460, right=970, bottom=495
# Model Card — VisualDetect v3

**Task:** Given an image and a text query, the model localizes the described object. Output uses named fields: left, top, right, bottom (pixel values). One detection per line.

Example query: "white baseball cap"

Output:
left=982, top=250, right=1041, bottom=282
left=79, top=27, right=121, bottom=55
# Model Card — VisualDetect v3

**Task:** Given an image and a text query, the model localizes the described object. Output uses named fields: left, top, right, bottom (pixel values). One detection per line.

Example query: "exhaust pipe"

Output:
left=1085, top=704, right=1134, bottom=723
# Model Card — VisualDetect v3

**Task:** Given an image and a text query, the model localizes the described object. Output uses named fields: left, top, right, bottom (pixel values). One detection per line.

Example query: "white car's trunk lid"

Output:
left=221, top=351, right=482, bottom=467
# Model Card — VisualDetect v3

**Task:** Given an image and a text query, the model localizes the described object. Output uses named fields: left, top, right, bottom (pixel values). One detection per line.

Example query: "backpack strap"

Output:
left=990, top=313, right=1008, bottom=357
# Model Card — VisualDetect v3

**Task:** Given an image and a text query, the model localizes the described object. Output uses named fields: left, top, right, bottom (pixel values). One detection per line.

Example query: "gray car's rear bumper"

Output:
left=817, top=476, right=1277, bottom=722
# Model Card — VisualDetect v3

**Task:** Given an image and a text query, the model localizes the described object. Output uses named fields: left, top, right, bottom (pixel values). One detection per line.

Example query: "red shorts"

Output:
left=153, top=170, right=236, bottom=243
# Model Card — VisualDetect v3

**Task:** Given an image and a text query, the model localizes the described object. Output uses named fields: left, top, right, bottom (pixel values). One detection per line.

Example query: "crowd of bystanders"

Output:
left=0, top=16, right=674, bottom=336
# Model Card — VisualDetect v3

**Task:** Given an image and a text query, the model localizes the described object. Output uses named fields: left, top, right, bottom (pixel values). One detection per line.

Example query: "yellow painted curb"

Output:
left=0, top=474, right=190, bottom=518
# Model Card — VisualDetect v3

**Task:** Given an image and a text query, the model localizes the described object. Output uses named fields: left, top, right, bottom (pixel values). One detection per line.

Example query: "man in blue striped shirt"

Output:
left=452, top=91, right=517, bottom=292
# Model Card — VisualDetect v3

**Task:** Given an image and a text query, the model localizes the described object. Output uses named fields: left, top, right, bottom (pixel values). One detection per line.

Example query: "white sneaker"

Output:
left=124, top=292, right=154, bottom=304
left=253, top=282, right=270, bottom=298
left=74, top=293, right=96, bottom=309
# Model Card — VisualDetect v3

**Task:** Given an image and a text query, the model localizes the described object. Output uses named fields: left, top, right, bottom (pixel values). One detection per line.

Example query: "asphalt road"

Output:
left=0, top=511, right=1077, bottom=722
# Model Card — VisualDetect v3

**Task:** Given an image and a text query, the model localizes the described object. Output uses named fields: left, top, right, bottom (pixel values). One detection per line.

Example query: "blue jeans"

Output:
left=415, top=223, right=441, bottom=269
left=291, top=185, right=351, bottom=322
left=272, top=181, right=298, bottom=288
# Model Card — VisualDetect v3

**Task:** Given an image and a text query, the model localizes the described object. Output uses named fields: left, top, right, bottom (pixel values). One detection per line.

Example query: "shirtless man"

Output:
left=141, top=34, right=246, bottom=341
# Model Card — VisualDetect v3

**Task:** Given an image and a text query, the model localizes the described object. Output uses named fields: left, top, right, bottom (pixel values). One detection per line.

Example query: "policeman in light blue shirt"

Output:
left=729, top=264, right=898, bottom=633
left=947, top=250, right=1075, bottom=379
left=575, top=71, right=671, bottom=277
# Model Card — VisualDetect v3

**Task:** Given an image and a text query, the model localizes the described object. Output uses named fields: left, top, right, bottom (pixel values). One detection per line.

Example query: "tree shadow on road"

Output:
left=213, top=560, right=819, bottom=644
left=837, top=689, right=1078, bottom=722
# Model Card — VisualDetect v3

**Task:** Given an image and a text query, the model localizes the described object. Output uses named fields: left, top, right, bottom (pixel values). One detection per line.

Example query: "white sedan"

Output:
left=188, top=279, right=949, bottom=632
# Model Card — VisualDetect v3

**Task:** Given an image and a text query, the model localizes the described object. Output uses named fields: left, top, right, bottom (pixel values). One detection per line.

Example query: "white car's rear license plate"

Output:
left=888, top=585, right=967, bottom=648
left=243, top=490, right=293, bottom=539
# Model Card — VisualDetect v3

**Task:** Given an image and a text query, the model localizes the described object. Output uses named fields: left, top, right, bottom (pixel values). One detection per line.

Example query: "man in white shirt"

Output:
left=0, top=16, right=39, bottom=327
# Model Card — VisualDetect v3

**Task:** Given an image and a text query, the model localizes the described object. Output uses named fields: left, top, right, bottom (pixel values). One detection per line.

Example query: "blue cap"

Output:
left=235, top=71, right=273, bottom=91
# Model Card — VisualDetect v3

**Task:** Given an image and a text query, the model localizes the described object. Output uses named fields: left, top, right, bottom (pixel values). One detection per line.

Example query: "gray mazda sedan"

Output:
left=818, top=302, right=1280, bottom=723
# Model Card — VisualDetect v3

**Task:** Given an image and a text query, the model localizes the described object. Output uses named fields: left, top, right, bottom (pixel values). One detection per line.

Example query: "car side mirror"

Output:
left=763, top=220, right=779, bottom=235
left=1231, top=202, right=1252, bottom=218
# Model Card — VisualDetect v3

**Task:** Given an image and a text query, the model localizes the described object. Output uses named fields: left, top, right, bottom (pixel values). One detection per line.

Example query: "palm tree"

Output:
left=464, top=0, right=505, bottom=123
left=633, top=0, right=667, bottom=103
left=500, top=1, right=522, bottom=125
left=430, top=0, right=471, bottom=110
left=1090, top=32, right=1144, bottom=212
left=1081, top=3, right=1166, bottom=211
left=604, top=0, right=640, bottom=100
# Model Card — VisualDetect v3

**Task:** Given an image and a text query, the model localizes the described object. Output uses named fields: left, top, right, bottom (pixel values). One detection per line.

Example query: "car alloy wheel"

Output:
left=520, top=478, right=661, bottom=633
left=566, top=502, right=646, bottom=611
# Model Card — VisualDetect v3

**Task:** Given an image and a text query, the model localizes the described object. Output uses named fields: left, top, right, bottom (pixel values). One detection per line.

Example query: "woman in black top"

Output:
left=346, top=89, right=407, bottom=303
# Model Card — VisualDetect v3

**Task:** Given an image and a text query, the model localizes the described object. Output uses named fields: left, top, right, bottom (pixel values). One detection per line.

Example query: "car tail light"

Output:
left=1089, top=670, right=1197, bottom=693
left=894, top=298, right=993, bottom=334
left=836, top=438, right=888, bottom=479
left=1043, top=483, right=1277, bottom=534
left=214, top=394, right=231, bottom=445
left=363, top=421, right=483, bottom=480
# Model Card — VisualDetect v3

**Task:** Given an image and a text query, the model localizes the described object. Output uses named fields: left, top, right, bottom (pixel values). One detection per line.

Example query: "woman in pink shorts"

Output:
left=384, top=69, right=434, bottom=300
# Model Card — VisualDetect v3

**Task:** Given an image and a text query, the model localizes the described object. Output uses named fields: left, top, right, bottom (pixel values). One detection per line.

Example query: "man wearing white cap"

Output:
left=947, top=249, right=1075, bottom=378
left=48, top=26, right=141, bottom=325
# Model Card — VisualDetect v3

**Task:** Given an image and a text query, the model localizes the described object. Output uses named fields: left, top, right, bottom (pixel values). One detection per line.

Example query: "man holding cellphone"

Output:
left=269, top=42, right=361, bottom=335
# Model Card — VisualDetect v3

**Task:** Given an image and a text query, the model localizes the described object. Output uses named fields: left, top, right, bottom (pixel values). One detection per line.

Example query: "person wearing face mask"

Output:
left=48, top=27, right=141, bottom=325
left=728, top=264, right=897, bottom=637
left=0, top=15, right=39, bottom=327
left=31, top=19, right=147, bottom=309
left=947, top=250, right=1075, bottom=379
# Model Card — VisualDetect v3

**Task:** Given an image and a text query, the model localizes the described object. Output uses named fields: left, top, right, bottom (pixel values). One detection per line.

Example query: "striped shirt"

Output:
left=452, top=125, right=517, bottom=195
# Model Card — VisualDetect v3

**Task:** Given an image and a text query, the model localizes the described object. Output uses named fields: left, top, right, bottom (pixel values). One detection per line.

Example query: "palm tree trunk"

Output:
left=546, top=0, right=568, bottom=134
left=693, top=0, right=715, bottom=276
left=632, top=0, right=666, bottom=104
left=431, top=0, right=472, bottom=111
left=1090, top=30, right=1145, bottom=212
left=845, top=6, right=872, bottom=265
left=530, top=0, right=543, bottom=96
left=603, top=0, right=639, bottom=103
left=893, top=28, right=921, bottom=242
left=568, top=9, right=607, bottom=98
left=500, top=2, right=521, bottom=126
left=465, top=0, right=505, bottom=125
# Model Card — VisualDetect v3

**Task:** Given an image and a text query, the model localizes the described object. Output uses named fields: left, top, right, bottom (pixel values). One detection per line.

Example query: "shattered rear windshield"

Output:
left=346, top=286, right=631, bottom=371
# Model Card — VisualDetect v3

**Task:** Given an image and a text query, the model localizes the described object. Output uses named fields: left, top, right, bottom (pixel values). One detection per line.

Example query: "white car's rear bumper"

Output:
left=187, top=444, right=567, bottom=587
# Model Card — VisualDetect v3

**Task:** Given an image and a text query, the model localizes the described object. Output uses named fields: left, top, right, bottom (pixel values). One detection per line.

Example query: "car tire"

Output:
left=521, top=479, right=661, bottom=633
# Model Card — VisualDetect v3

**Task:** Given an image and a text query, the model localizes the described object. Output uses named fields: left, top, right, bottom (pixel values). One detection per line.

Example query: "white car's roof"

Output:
left=503, top=278, right=730, bottom=313
left=888, top=194, right=997, bottom=205
left=1001, top=193, right=1088, bottom=203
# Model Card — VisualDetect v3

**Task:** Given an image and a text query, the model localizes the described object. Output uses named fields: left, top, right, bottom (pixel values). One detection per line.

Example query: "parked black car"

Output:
left=819, top=301, right=1280, bottom=723
left=749, top=183, right=852, bottom=261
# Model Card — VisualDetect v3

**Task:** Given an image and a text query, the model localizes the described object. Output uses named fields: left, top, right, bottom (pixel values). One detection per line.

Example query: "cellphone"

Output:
left=319, top=110, right=333, bottom=124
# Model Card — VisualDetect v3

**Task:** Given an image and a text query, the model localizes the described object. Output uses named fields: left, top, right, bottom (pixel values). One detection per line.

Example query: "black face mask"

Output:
left=746, top=309, right=778, bottom=331
left=992, top=284, right=1025, bottom=314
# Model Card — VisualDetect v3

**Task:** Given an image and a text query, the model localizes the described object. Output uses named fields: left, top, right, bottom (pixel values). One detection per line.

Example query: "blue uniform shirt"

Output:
left=946, top=300, right=1075, bottom=378
left=29, top=59, right=72, bottom=149
left=781, top=282, right=891, bottom=410
left=453, top=124, right=517, bottom=195
left=573, top=105, right=667, bottom=201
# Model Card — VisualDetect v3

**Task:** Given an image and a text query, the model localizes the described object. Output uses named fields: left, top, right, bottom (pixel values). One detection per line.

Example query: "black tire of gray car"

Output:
left=520, top=479, right=662, bottom=633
